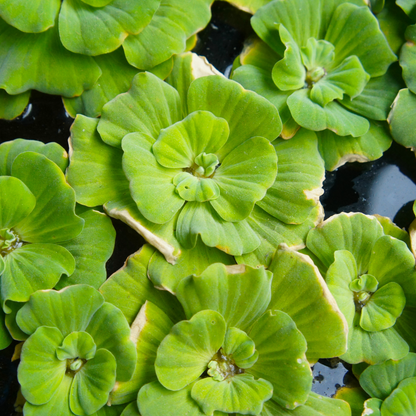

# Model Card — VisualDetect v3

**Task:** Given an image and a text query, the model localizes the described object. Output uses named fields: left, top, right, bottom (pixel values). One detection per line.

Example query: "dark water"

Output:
left=1, top=2, right=416, bottom=413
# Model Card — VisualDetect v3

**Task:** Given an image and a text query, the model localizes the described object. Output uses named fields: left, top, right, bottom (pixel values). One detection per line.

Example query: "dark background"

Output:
left=1, top=2, right=416, bottom=413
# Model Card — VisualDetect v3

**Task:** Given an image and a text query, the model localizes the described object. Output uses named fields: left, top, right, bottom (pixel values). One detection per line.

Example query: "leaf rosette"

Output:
left=99, top=244, right=350, bottom=415
left=16, top=284, right=137, bottom=416
left=68, top=57, right=325, bottom=272
left=0, top=0, right=213, bottom=116
left=306, top=212, right=416, bottom=364
left=231, top=0, right=399, bottom=170
left=0, top=139, right=115, bottom=351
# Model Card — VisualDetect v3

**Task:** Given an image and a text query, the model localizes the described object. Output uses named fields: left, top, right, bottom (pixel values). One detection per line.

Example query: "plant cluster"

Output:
left=1, top=1, right=416, bottom=416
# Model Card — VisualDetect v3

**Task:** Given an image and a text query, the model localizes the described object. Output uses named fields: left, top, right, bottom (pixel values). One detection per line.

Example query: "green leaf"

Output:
left=70, top=349, right=117, bottom=415
left=388, top=88, right=416, bottom=149
left=0, top=21, right=101, bottom=96
left=56, top=331, right=96, bottom=361
left=110, top=301, right=174, bottom=405
left=340, top=65, right=403, bottom=121
left=153, top=110, right=229, bottom=169
left=59, top=0, right=160, bottom=56
left=306, top=212, right=384, bottom=274
left=2, top=244, right=75, bottom=308
left=100, top=245, right=185, bottom=325
left=397, top=0, right=416, bottom=18
left=98, top=72, right=181, bottom=147
left=211, top=136, right=277, bottom=222
left=237, top=205, right=321, bottom=268
left=325, top=3, right=396, bottom=77
left=173, top=172, right=220, bottom=203
left=18, top=326, right=66, bottom=405
left=269, top=246, right=348, bottom=362
left=0, top=0, right=60, bottom=33
left=0, top=306, right=11, bottom=349
left=287, top=89, right=370, bottom=137
left=271, top=25, right=305, bottom=91
left=0, top=89, right=30, bottom=120
left=16, top=284, right=104, bottom=337
left=301, top=38, right=335, bottom=70
left=122, top=132, right=183, bottom=224
left=0, top=139, right=68, bottom=176
left=85, top=302, right=137, bottom=382
left=257, top=128, right=325, bottom=224
left=23, top=374, right=73, bottom=416
left=67, top=115, right=130, bottom=207
left=63, top=48, right=141, bottom=118
left=12, top=152, right=84, bottom=243
left=176, top=201, right=261, bottom=255
left=80, top=0, right=113, bottom=6
left=223, top=0, right=270, bottom=14
left=148, top=237, right=235, bottom=294
left=317, top=121, right=392, bottom=171
left=56, top=209, right=115, bottom=289
left=334, top=387, right=369, bottom=416
left=138, top=381, right=206, bottom=416
left=360, top=283, right=406, bottom=332
left=176, top=263, right=272, bottom=332
left=122, top=0, right=213, bottom=69
left=310, top=56, right=370, bottom=107
left=187, top=75, right=282, bottom=160
left=248, top=310, right=312, bottom=409
left=192, top=374, right=273, bottom=415
left=0, top=176, right=35, bottom=229
left=401, top=25, right=416, bottom=94
left=223, top=327, right=258, bottom=369
left=381, top=377, right=416, bottom=415
left=360, top=353, right=416, bottom=400
left=155, top=310, right=226, bottom=391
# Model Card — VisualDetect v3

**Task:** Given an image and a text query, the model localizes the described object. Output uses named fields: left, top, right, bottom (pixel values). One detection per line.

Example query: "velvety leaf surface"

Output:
left=59, top=0, right=160, bottom=56
left=0, top=89, right=30, bottom=120
left=16, top=284, right=104, bottom=337
left=381, top=377, right=416, bottom=415
left=12, top=152, right=84, bottom=243
left=18, top=327, right=66, bottom=404
left=138, top=381, right=206, bottom=416
left=110, top=301, right=174, bottom=405
left=85, top=302, right=137, bottom=381
left=0, top=139, right=68, bottom=175
left=63, top=48, right=141, bottom=118
left=56, top=209, right=116, bottom=289
left=98, top=72, right=181, bottom=148
left=258, top=129, right=325, bottom=224
left=122, top=132, right=183, bottom=224
left=67, top=115, right=130, bottom=207
left=317, top=121, right=392, bottom=171
left=223, top=0, right=270, bottom=14
left=155, top=310, right=226, bottom=391
left=100, top=245, right=185, bottom=325
left=334, top=386, right=369, bottom=416
left=56, top=331, right=96, bottom=361
left=388, top=88, right=416, bottom=149
left=191, top=374, right=273, bottom=415
left=0, top=21, right=101, bottom=96
left=0, top=306, right=11, bottom=349
left=269, top=246, right=348, bottom=361
left=176, top=263, right=272, bottom=332
left=262, top=391, right=352, bottom=415
left=148, top=237, right=235, bottom=294
left=401, top=24, right=416, bottom=94
left=176, top=201, right=260, bottom=255
left=306, top=213, right=384, bottom=274
left=123, top=0, right=213, bottom=69
left=69, top=349, right=117, bottom=415
left=0, top=176, right=35, bottom=229
left=223, top=327, right=258, bottom=368
left=248, top=310, right=312, bottom=409
left=2, top=244, right=75, bottom=308
left=187, top=75, right=282, bottom=160
left=0, top=0, right=60, bottom=33
left=360, top=353, right=416, bottom=400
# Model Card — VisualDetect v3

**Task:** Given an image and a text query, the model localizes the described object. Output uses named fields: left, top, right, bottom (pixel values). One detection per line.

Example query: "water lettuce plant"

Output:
left=67, top=57, right=325, bottom=276
left=306, top=212, right=416, bottom=364
left=0, top=0, right=213, bottom=119
left=231, top=0, right=399, bottom=170
left=99, top=244, right=349, bottom=415
left=16, top=284, right=136, bottom=416
left=0, top=139, right=115, bottom=350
